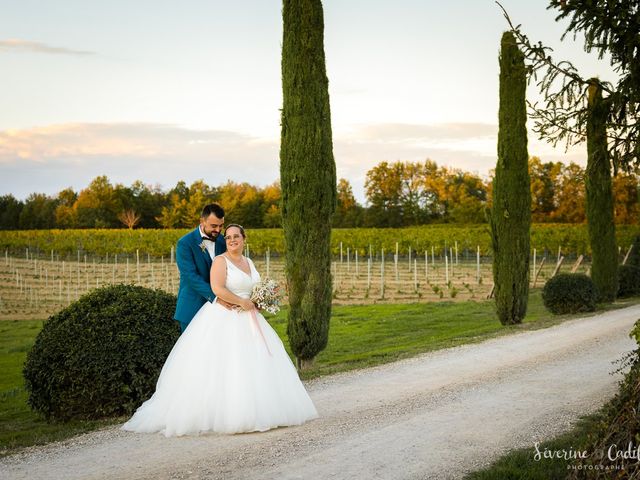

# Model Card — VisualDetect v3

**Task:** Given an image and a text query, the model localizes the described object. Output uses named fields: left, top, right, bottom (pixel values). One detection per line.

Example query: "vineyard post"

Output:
left=66, top=282, right=70, bottom=304
left=476, top=246, right=480, bottom=284
left=340, top=242, right=343, bottom=263
left=34, top=258, right=37, bottom=277
left=449, top=248, right=454, bottom=278
left=136, top=250, right=141, bottom=284
left=115, top=254, right=118, bottom=267
left=77, top=249, right=80, bottom=264
left=557, top=246, right=562, bottom=264
left=413, top=259, right=418, bottom=292
left=50, top=249, right=53, bottom=262
left=425, top=250, right=428, bottom=281
left=266, top=248, right=271, bottom=277
left=381, top=248, right=385, bottom=299
left=126, top=258, right=129, bottom=283
left=369, top=244, right=372, bottom=260
left=346, top=247, right=350, bottom=272
left=112, top=263, right=116, bottom=283
left=367, top=257, right=371, bottom=289
left=532, top=248, right=536, bottom=283
left=59, top=279, right=62, bottom=303
left=355, top=250, right=359, bottom=276
left=445, top=252, right=449, bottom=284
left=151, top=262, right=155, bottom=288
left=62, top=260, right=65, bottom=275
left=332, top=261, right=337, bottom=293
left=455, top=241, right=459, bottom=265
left=26, top=248, right=28, bottom=260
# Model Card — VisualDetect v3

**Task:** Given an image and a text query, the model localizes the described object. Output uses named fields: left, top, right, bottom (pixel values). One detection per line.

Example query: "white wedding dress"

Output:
left=122, top=256, right=318, bottom=436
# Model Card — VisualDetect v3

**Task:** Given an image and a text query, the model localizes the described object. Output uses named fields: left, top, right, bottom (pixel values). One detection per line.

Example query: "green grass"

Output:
left=1, top=291, right=638, bottom=457
left=464, top=413, right=602, bottom=479
left=0, top=320, right=122, bottom=456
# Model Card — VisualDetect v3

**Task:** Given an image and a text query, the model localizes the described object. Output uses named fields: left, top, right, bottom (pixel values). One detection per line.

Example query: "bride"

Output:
left=122, top=224, right=318, bottom=436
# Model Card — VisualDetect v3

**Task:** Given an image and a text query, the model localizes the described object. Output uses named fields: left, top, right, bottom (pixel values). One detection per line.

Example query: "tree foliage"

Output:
left=490, top=31, right=531, bottom=325
left=586, top=80, right=618, bottom=301
left=498, top=1, right=640, bottom=171
left=280, top=0, right=336, bottom=366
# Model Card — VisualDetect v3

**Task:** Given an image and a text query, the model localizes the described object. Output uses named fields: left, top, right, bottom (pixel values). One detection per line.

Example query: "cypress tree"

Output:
left=586, top=80, right=618, bottom=302
left=280, top=0, right=336, bottom=368
left=490, top=31, right=531, bottom=325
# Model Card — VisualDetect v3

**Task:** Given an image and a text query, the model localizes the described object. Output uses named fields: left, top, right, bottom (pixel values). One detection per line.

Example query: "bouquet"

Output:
left=250, top=278, right=281, bottom=315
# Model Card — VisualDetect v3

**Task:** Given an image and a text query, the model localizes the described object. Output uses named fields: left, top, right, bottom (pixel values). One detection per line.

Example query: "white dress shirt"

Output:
left=198, top=226, right=217, bottom=261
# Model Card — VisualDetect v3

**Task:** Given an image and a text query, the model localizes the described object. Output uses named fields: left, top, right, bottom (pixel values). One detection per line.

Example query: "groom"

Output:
left=174, top=203, right=227, bottom=333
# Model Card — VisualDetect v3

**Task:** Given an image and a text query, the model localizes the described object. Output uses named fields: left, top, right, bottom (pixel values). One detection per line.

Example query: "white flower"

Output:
left=199, top=241, right=207, bottom=252
left=251, top=278, right=281, bottom=315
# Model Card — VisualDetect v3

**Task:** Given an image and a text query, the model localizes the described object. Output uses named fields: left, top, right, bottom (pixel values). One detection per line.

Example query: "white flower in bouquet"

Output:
left=250, top=278, right=281, bottom=314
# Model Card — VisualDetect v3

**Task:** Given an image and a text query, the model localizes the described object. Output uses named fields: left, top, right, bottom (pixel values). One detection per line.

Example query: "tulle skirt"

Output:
left=121, top=301, right=318, bottom=436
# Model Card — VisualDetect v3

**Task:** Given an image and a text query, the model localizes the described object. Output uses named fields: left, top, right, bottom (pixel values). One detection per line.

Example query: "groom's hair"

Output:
left=201, top=203, right=225, bottom=219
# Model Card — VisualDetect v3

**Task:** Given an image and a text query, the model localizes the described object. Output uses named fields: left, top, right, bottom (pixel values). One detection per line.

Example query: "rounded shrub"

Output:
left=23, top=284, right=179, bottom=421
left=542, top=273, right=597, bottom=315
left=618, top=264, right=640, bottom=298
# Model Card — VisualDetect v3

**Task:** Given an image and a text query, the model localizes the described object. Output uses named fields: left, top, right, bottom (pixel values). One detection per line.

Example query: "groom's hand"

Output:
left=216, top=298, right=236, bottom=310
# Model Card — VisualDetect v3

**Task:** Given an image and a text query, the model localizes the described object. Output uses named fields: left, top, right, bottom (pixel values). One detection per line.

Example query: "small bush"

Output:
left=23, top=284, right=179, bottom=421
left=542, top=273, right=597, bottom=315
left=618, top=264, right=640, bottom=298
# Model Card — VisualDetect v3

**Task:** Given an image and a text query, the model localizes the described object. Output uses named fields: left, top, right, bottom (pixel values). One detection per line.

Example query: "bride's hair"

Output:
left=224, top=224, right=245, bottom=238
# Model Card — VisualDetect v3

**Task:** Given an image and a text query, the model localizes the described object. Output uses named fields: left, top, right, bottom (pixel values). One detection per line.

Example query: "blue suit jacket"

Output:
left=174, top=227, right=226, bottom=329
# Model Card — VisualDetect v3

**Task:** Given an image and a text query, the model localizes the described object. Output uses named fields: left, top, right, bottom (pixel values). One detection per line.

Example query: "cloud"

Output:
left=0, top=38, right=95, bottom=56
left=0, top=123, right=272, bottom=162
left=0, top=123, right=280, bottom=199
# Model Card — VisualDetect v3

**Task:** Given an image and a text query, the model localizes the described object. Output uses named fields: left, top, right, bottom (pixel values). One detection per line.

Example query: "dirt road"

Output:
left=3, top=305, right=639, bottom=480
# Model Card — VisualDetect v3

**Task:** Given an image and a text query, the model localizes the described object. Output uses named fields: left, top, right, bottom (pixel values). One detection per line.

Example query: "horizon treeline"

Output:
left=1, top=157, right=638, bottom=230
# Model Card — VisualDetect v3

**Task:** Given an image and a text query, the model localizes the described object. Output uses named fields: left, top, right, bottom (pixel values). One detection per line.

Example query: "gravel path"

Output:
left=3, top=305, right=639, bottom=480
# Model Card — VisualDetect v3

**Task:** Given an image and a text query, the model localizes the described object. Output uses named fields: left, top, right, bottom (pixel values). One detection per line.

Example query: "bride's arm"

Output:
left=210, top=257, right=255, bottom=311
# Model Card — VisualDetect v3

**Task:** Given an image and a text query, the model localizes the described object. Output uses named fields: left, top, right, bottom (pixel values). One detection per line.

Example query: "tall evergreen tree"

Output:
left=586, top=80, right=618, bottom=301
left=280, top=0, right=336, bottom=368
left=490, top=31, right=531, bottom=325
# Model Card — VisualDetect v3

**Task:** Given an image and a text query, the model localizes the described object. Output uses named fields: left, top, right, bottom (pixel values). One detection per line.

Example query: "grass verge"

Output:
left=463, top=412, right=602, bottom=479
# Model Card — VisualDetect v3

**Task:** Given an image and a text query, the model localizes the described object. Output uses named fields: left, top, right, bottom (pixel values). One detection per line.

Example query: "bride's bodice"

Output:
left=222, top=256, right=260, bottom=299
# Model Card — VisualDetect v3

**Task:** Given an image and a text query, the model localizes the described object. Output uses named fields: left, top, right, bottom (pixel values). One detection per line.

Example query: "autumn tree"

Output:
left=54, top=188, right=78, bottom=228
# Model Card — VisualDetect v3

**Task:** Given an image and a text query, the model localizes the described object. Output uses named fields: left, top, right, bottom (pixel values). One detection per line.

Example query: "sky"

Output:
left=0, top=0, right=619, bottom=204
